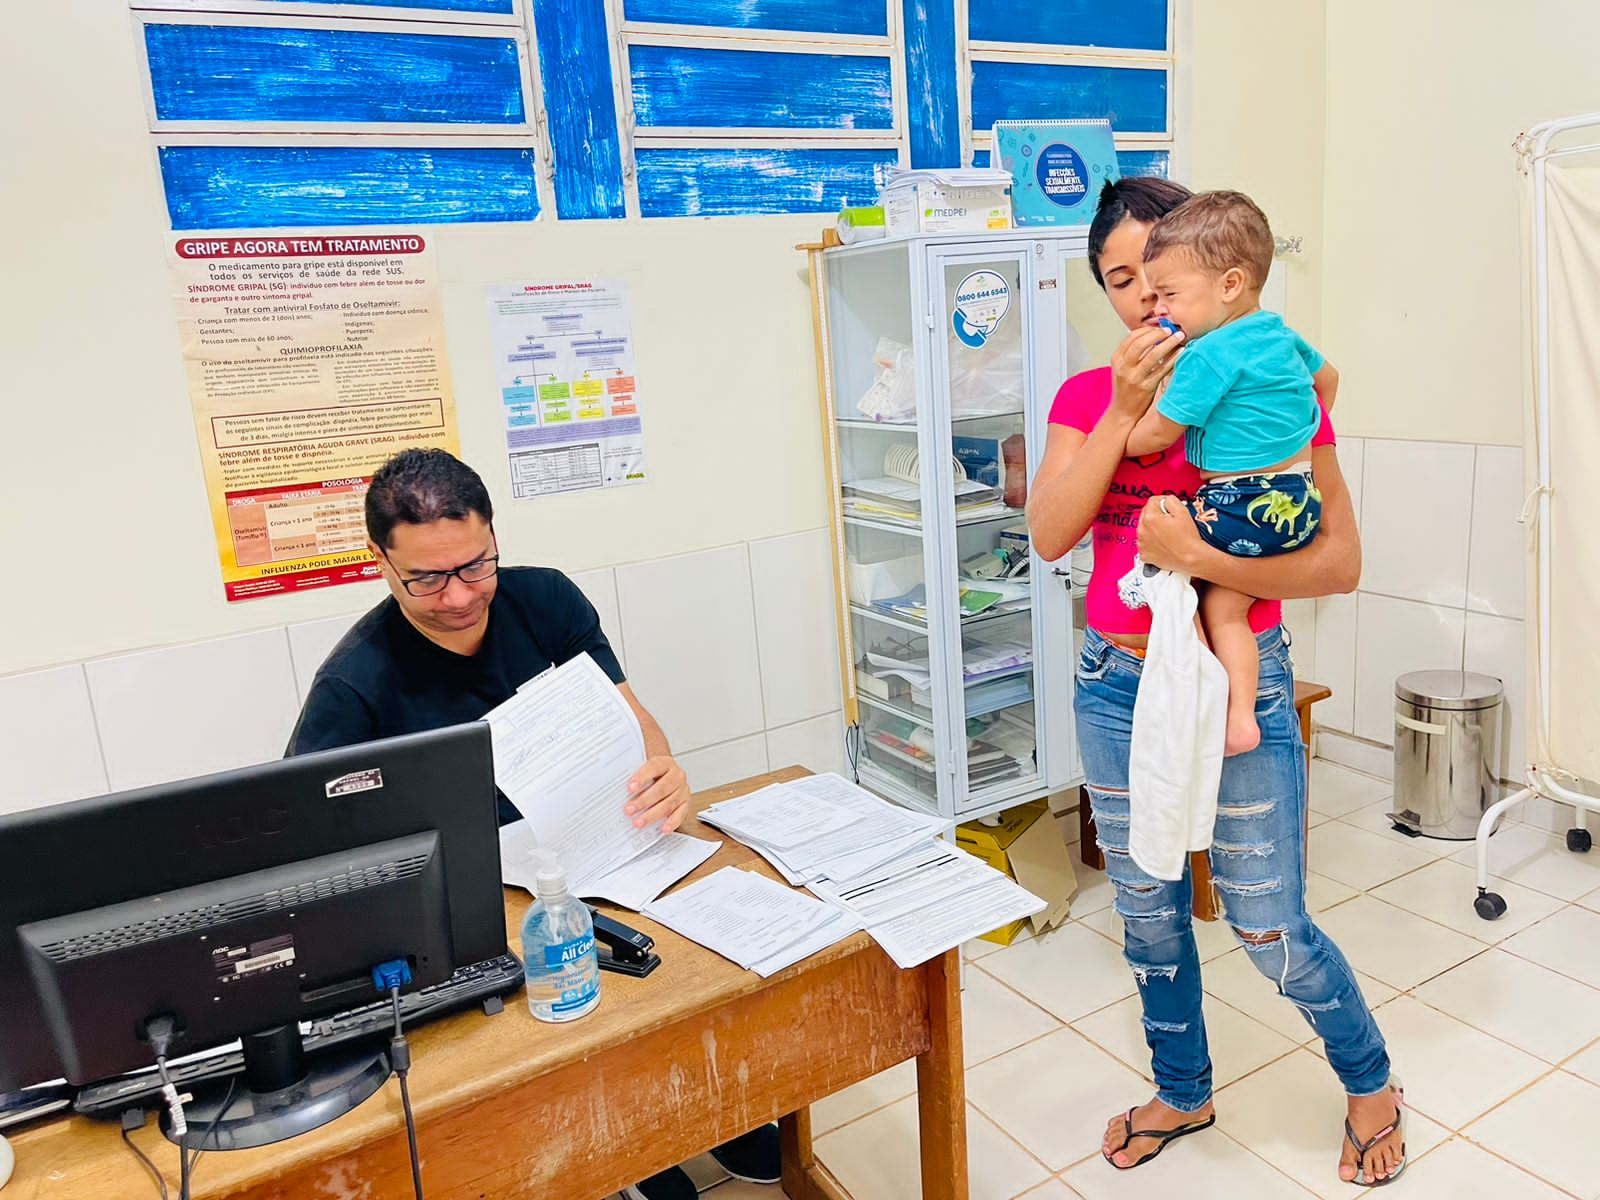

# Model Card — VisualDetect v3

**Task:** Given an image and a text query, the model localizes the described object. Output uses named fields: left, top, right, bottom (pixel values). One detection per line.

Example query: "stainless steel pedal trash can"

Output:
left=1391, top=670, right=1503, bottom=840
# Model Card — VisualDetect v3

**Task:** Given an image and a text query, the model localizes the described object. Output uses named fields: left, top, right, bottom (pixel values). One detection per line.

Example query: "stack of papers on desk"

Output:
left=699, top=772, right=947, bottom=885
left=644, top=867, right=862, bottom=977
left=701, top=773, right=1046, bottom=969
left=809, top=841, right=1042, bottom=969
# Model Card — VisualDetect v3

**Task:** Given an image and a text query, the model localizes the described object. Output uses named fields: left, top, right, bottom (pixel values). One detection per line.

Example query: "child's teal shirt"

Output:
left=1157, top=310, right=1323, bottom=472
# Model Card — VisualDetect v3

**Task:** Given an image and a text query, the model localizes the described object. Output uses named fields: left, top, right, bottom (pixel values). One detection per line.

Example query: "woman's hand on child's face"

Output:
left=1109, top=325, right=1185, bottom=419
left=1137, top=493, right=1203, bottom=573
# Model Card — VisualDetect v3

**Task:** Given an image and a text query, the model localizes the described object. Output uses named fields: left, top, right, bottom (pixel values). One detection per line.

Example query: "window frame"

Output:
left=605, top=0, right=909, bottom=218
left=131, top=0, right=554, bottom=223
left=955, top=0, right=1180, bottom=177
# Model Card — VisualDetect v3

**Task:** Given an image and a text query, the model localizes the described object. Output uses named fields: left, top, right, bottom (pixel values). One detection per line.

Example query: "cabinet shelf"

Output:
left=850, top=601, right=1033, bottom=633
left=835, top=410, right=1025, bottom=432
left=840, top=507, right=1025, bottom=535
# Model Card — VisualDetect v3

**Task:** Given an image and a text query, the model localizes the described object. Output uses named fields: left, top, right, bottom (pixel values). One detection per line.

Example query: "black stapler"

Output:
left=589, top=906, right=661, bottom=977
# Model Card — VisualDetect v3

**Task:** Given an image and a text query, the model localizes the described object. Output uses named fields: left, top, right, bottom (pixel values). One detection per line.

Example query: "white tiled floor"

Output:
left=750, top=762, right=1600, bottom=1200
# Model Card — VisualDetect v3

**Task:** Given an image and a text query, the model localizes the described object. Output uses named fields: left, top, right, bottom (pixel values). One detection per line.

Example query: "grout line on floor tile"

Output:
left=965, top=958, right=1081, bottom=1033
left=1490, top=911, right=1600, bottom=995
left=1453, top=1117, right=1590, bottom=1200
left=1553, top=1031, right=1600, bottom=1070
left=965, top=1100, right=1059, bottom=1185
left=1400, top=985, right=1571, bottom=1066
left=964, top=1023, right=1066, bottom=1072
left=1213, top=1126, right=1324, bottom=1198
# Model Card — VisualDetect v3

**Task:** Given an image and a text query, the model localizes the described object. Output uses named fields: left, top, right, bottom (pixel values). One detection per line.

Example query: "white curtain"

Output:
left=1524, top=158, right=1600, bottom=779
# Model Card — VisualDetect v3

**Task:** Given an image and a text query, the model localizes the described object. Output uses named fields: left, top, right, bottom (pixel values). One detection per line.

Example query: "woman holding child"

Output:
left=1027, top=178, right=1404, bottom=1186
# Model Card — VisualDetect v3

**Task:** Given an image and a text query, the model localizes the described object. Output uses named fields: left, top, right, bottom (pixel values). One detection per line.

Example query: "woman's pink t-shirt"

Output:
left=1048, top=366, right=1336, bottom=637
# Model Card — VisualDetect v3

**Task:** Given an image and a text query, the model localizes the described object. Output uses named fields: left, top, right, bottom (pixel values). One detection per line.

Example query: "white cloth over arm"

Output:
left=1127, top=567, right=1229, bottom=881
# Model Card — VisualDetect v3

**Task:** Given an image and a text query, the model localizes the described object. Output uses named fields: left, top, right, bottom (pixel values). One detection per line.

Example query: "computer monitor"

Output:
left=0, top=723, right=506, bottom=1148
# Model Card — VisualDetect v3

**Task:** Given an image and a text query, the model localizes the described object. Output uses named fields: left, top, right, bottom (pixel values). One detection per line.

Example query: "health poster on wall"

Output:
left=486, top=280, right=646, bottom=498
left=170, top=229, right=459, bottom=602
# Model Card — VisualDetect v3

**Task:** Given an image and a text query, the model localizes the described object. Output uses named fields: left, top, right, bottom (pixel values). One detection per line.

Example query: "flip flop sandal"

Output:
left=1103, top=1108, right=1217, bottom=1170
left=1346, top=1077, right=1407, bottom=1188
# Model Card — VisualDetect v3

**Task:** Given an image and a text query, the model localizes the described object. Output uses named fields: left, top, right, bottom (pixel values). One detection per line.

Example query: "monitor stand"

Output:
left=162, top=1024, right=391, bottom=1151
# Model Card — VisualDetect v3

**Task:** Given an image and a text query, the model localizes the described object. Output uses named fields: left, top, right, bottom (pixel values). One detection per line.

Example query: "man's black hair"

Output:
left=365, top=448, right=494, bottom=549
left=1086, top=176, right=1195, bottom=287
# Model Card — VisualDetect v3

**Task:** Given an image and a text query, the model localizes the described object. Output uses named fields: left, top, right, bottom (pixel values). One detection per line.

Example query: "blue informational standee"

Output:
left=992, top=119, right=1120, bottom=227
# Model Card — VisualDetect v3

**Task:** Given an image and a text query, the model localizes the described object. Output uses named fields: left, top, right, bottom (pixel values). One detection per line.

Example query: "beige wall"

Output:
left=1321, top=0, right=1600, bottom=446
left=1189, top=0, right=1328, bottom=344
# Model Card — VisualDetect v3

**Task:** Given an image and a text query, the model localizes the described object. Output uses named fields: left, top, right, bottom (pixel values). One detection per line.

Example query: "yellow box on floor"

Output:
left=958, top=799, right=1078, bottom=945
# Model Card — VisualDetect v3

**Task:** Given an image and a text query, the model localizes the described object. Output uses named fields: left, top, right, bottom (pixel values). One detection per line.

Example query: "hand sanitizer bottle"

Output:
left=520, top=852, right=601, bottom=1023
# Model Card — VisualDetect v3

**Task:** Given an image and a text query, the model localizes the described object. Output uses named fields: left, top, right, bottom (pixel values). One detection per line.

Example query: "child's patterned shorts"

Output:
left=1190, top=466, right=1322, bottom=557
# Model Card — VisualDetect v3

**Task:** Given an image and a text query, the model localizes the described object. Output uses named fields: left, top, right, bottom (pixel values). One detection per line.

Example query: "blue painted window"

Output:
left=159, top=144, right=540, bottom=228
left=970, top=62, right=1167, bottom=135
left=614, top=2, right=907, bottom=217
left=144, top=23, right=527, bottom=126
left=964, top=1, right=1174, bottom=185
left=629, top=45, right=894, bottom=131
left=134, top=2, right=1179, bottom=224
left=135, top=5, right=541, bottom=227
left=636, top=148, right=894, bottom=217
left=623, top=0, right=886, bottom=37
left=249, top=0, right=517, bottom=11
left=968, top=0, right=1167, bottom=51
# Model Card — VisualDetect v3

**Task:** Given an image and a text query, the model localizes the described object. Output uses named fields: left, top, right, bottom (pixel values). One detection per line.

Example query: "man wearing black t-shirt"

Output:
left=287, top=449, right=778, bottom=1199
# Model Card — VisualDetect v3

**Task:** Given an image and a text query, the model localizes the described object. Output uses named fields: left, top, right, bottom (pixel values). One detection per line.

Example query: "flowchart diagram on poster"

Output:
left=487, top=280, right=646, bottom=499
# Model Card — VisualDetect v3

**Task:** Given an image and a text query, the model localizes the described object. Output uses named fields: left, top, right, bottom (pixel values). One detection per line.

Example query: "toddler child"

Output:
left=1125, top=190, right=1339, bottom=755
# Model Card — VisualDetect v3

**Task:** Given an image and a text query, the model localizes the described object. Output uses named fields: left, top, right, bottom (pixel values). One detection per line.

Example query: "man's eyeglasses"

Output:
left=383, top=552, right=500, bottom=597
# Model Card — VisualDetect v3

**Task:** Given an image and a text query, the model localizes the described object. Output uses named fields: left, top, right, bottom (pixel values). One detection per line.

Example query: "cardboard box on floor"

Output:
left=957, top=799, right=1077, bottom=945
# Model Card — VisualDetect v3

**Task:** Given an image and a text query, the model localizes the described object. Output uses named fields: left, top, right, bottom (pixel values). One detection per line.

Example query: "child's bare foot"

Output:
left=1224, top=713, right=1260, bottom=756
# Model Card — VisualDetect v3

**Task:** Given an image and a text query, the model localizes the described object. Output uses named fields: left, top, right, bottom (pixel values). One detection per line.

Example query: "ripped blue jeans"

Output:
left=1075, top=626, right=1390, bottom=1113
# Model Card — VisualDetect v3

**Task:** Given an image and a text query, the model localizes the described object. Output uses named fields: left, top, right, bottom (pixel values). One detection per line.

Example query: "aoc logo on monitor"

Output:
left=325, top=768, right=384, bottom=798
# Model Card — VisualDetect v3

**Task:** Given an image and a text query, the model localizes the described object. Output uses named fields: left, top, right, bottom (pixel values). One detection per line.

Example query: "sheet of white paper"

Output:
left=775, top=775, right=948, bottom=877
left=644, top=866, right=852, bottom=970
left=697, top=783, right=860, bottom=850
left=745, top=905, right=863, bottom=978
left=485, top=654, right=660, bottom=889
left=861, top=868, right=1044, bottom=970
left=812, top=843, right=990, bottom=925
left=813, top=826, right=948, bottom=885
left=576, top=832, right=721, bottom=910
left=863, top=650, right=932, bottom=688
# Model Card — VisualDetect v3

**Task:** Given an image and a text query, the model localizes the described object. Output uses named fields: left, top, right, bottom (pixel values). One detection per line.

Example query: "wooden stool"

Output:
left=1077, top=680, right=1332, bottom=921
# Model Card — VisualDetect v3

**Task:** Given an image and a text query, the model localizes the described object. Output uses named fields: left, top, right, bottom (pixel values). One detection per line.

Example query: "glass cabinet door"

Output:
left=823, top=241, right=944, bottom=811
left=928, top=250, right=1043, bottom=814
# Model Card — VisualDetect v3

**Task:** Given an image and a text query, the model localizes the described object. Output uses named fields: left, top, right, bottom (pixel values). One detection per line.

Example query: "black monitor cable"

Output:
left=179, top=1078, right=237, bottom=1200
left=119, top=1109, right=168, bottom=1200
left=388, top=986, right=424, bottom=1200
left=371, top=958, right=424, bottom=1200
left=125, top=1015, right=235, bottom=1200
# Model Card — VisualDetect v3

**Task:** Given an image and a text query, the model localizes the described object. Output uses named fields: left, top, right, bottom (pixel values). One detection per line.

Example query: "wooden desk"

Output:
left=1078, top=681, right=1333, bottom=921
left=7, top=768, right=968, bottom=1200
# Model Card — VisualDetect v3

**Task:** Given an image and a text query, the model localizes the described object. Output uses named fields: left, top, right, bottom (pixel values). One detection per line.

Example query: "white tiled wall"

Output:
left=0, top=533, right=847, bottom=815
left=1305, top=437, right=1528, bottom=786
